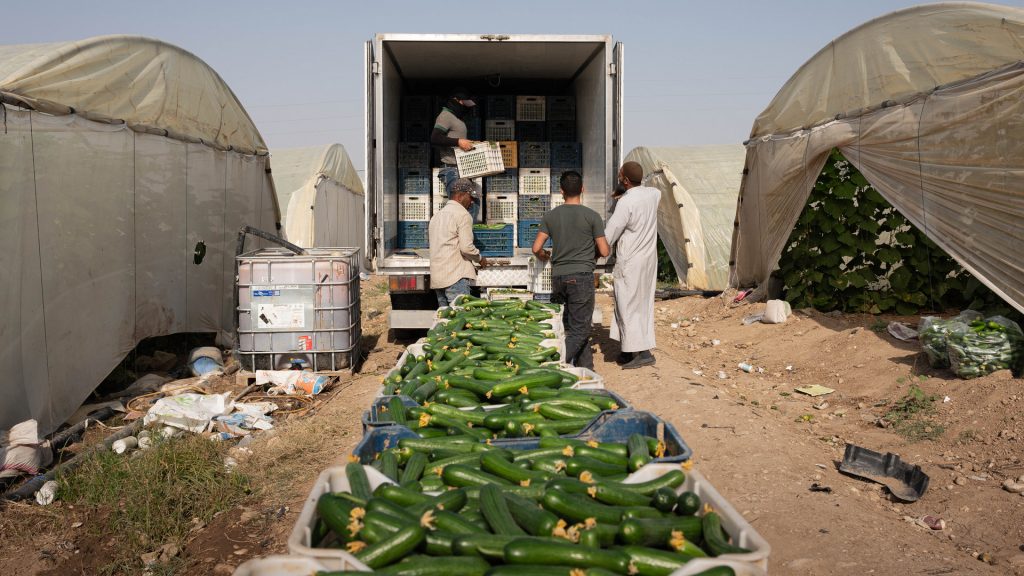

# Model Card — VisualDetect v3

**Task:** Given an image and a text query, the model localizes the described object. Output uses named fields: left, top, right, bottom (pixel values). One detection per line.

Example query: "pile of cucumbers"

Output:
left=314, top=433, right=747, bottom=576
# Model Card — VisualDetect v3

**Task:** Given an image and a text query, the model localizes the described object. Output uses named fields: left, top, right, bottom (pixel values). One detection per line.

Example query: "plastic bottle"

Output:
left=738, top=362, right=755, bottom=373
left=112, top=436, right=139, bottom=454
left=138, top=430, right=153, bottom=449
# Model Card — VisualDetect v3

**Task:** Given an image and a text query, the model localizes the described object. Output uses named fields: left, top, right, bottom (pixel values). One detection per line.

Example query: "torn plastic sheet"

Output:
left=143, top=392, right=233, bottom=433
left=255, top=370, right=330, bottom=395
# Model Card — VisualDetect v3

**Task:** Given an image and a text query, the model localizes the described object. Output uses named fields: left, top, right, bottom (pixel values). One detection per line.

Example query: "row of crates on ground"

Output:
left=398, top=141, right=582, bottom=171
left=402, top=94, right=576, bottom=123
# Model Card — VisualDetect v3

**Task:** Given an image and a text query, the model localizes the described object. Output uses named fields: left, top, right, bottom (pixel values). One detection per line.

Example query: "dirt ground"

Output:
left=3, top=275, right=1023, bottom=575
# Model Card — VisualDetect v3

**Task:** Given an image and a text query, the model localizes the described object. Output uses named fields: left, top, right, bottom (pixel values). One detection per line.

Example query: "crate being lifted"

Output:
left=455, top=142, right=505, bottom=179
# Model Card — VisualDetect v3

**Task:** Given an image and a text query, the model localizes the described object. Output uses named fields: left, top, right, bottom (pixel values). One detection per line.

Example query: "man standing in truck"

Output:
left=429, top=178, right=488, bottom=307
left=430, top=88, right=478, bottom=218
left=531, top=171, right=610, bottom=370
left=605, top=161, right=660, bottom=369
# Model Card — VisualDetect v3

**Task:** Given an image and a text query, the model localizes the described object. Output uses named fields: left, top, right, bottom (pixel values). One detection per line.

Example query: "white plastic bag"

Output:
left=143, top=392, right=233, bottom=433
left=761, top=300, right=792, bottom=324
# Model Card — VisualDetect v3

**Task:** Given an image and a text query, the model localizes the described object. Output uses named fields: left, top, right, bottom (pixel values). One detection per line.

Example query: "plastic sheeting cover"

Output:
left=272, top=144, right=365, bottom=250
left=0, top=35, right=267, bottom=154
left=732, top=3, right=1024, bottom=314
left=626, top=146, right=744, bottom=291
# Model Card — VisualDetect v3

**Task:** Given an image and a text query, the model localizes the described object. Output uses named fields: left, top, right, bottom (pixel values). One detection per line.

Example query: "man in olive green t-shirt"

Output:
left=532, top=171, right=610, bottom=369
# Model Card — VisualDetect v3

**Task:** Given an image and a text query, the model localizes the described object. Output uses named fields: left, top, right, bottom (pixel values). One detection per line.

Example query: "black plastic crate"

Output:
left=402, top=95, right=433, bottom=122
left=546, top=95, right=576, bottom=121
left=466, top=115, right=483, bottom=140
left=550, top=142, right=583, bottom=169
left=518, top=142, right=551, bottom=168
left=485, top=168, right=518, bottom=194
left=517, top=121, right=546, bottom=142
left=518, top=194, right=550, bottom=221
left=402, top=120, right=431, bottom=142
left=398, top=221, right=428, bottom=249
left=547, top=120, right=576, bottom=142
left=397, top=142, right=430, bottom=169
left=486, top=95, right=515, bottom=120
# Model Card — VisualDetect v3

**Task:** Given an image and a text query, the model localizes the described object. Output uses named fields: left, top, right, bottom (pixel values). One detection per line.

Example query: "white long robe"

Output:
left=605, top=185, right=661, bottom=352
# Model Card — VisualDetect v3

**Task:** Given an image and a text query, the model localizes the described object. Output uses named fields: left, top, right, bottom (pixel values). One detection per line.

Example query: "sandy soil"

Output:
left=3, top=276, right=1022, bottom=575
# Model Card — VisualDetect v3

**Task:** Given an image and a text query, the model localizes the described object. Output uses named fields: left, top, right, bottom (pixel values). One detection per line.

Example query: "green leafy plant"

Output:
left=777, top=149, right=1014, bottom=316
left=656, top=236, right=678, bottom=284
left=883, top=384, right=944, bottom=441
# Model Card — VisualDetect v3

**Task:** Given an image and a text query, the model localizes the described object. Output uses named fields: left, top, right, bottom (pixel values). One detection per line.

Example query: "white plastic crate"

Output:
left=516, top=95, right=546, bottom=121
left=431, top=168, right=481, bottom=214
left=455, top=142, right=506, bottom=179
left=485, top=193, right=518, bottom=224
left=232, top=556, right=336, bottom=576
left=486, top=287, right=533, bottom=302
left=529, top=256, right=553, bottom=294
left=519, top=167, right=551, bottom=195
left=485, top=119, right=515, bottom=141
left=287, top=465, right=392, bottom=569
left=398, top=194, right=430, bottom=221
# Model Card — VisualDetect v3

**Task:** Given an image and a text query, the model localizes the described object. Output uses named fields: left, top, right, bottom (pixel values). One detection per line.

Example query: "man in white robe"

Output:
left=604, top=161, right=660, bottom=369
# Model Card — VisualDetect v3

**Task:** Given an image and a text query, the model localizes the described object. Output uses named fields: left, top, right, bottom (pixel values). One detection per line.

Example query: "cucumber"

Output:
left=400, top=452, right=428, bottom=485
left=541, top=438, right=630, bottom=458
left=525, top=387, right=560, bottom=400
left=442, top=464, right=513, bottom=487
left=316, top=493, right=359, bottom=540
left=619, top=469, right=686, bottom=495
left=565, top=456, right=628, bottom=478
left=702, top=512, right=751, bottom=556
left=413, top=488, right=468, bottom=515
left=477, top=566, right=575, bottom=576
left=538, top=404, right=600, bottom=421
left=354, top=524, right=425, bottom=568
left=360, top=510, right=404, bottom=543
left=480, top=484, right=527, bottom=535
left=387, top=397, right=409, bottom=426
left=588, top=482, right=651, bottom=507
left=411, top=381, right=439, bottom=403
left=504, top=493, right=560, bottom=536
left=675, top=491, right=701, bottom=516
left=452, top=534, right=542, bottom=561
left=432, top=510, right=480, bottom=534
left=367, top=497, right=418, bottom=523
left=573, top=446, right=630, bottom=468
left=541, top=490, right=623, bottom=524
left=578, top=527, right=601, bottom=548
left=627, top=434, right=652, bottom=472
left=373, top=555, right=489, bottom=576
left=427, top=403, right=488, bottom=425
left=557, top=391, right=621, bottom=412
left=481, top=451, right=551, bottom=484
left=530, top=457, right=569, bottom=475
left=488, top=372, right=564, bottom=398
left=617, top=516, right=703, bottom=546
left=444, top=375, right=495, bottom=397
left=381, top=450, right=400, bottom=482
left=422, top=453, right=481, bottom=476
left=345, top=462, right=372, bottom=501
left=651, top=487, right=677, bottom=513
left=373, top=483, right=429, bottom=507
left=615, top=545, right=688, bottom=576
left=504, top=538, right=632, bottom=573
left=512, top=447, right=571, bottom=462
left=533, top=418, right=595, bottom=435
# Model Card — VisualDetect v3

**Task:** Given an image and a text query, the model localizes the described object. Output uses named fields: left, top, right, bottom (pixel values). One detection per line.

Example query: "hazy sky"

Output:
left=6, top=0, right=1022, bottom=176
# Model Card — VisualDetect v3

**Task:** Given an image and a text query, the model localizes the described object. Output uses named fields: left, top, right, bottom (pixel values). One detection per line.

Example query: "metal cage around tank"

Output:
left=236, top=247, right=362, bottom=372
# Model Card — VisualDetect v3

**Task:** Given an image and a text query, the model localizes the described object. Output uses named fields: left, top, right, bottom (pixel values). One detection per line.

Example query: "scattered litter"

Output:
left=887, top=322, right=919, bottom=341
left=70, top=521, right=83, bottom=529
left=711, top=339, right=721, bottom=347
left=761, top=300, right=792, bottom=324
left=809, top=483, right=832, bottom=493
left=943, top=396, right=951, bottom=403
left=138, top=430, right=153, bottom=449
left=35, top=480, right=59, bottom=505
left=738, top=363, right=754, bottom=373
left=224, top=456, right=239, bottom=469
left=741, top=313, right=764, bottom=325
left=918, top=515, right=945, bottom=530
left=795, top=385, right=834, bottom=397
left=670, top=323, right=679, bottom=329
left=143, top=392, right=234, bottom=433
left=786, top=365, right=794, bottom=372
left=0, top=419, right=53, bottom=479
left=717, top=371, right=728, bottom=380
left=255, top=370, right=330, bottom=395
left=733, top=289, right=750, bottom=303
left=1002, top=478, right=1024, bottom=494
left=189, top=347, right=224, bottom=377
left=112, top=436, right=139, bottom=454
left=813, top=401, right=830, bottom=410
left=839, top=444, right=930, bottom=502
left=692, top=369, right=704, bottom=377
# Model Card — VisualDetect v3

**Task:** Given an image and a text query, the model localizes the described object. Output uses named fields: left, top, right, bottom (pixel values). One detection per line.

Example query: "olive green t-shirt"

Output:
left=539, top=204, right=606, bottom=277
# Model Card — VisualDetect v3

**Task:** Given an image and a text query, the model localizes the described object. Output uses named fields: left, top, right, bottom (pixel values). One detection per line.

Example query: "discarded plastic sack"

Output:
left=887, top=322, right=919, bottom=341
left=35, top=480, right=58, bottom=505
left=255, top=370, right=329, bottom=395
left=189, top=347, right=224, bottom=377
left=0, top=420, right=53, bottom=479
left=143, top=392, right=234, bottom=433
left=761, top=299, right=791, bottom=324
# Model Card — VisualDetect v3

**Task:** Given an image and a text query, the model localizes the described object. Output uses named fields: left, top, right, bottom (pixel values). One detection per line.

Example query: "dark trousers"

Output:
left=551, top=272, right=595, bottom=369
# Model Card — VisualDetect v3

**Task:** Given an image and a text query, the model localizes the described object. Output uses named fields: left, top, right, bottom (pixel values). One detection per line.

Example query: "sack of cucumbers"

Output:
left=918, top=310, right=982, bottom=369
left=946, top=315, right=1023, bottom=379
left=307, top=433, right=749, bottom=576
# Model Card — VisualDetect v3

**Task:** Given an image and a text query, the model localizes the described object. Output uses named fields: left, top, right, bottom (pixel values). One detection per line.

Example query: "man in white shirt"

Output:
left=428, top=179, right=488, bottom=307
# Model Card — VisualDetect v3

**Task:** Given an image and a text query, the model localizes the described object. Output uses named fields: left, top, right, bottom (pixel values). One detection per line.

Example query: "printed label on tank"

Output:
left=252, top=289, right=279, bottom=297
left=256, top=303, right=305, bottom=329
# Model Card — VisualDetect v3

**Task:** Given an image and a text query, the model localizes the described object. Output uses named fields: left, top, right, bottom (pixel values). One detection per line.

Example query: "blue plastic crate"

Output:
left=473, top=223, right=514, bottom=257
left=518, top=220, right=551, bottom=249
left=518, top=142, right=551, bottom=168
left=399, top=168, right=432, bottom=195
left=398, top=221, right=429, bottom=249
left=352, top=426, right=421, bottom=463
left=485, top=168, right=518, bottom=194
left=546, top=95, right=576, bottom=121
left=361, top=395, right=420, bottom=433
left=551, top=142, right=582, bottom=168
left=486, top=95, right=515, bottom=120
left=576, top=410, right=694, bottom=463
left=547, top=120, right=576, bottom=142
left=518, top=195, right=550, bottom=221
left=517, top=121, right=546, bottom=142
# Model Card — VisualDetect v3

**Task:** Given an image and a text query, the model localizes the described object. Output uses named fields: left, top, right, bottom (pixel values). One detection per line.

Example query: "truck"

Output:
left=364, top=33, right=624, bottom=329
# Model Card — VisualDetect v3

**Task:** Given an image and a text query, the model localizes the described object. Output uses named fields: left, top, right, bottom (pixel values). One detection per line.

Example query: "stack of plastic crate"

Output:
left=431, top=168, right=482, bottom=215
left=398, top=163, right=431, bottom=249
left=516, top=95, right=545, bottom=143
left=549, top=142, right=583, bottom=197
left=484, top=168, right=518, bottom=195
